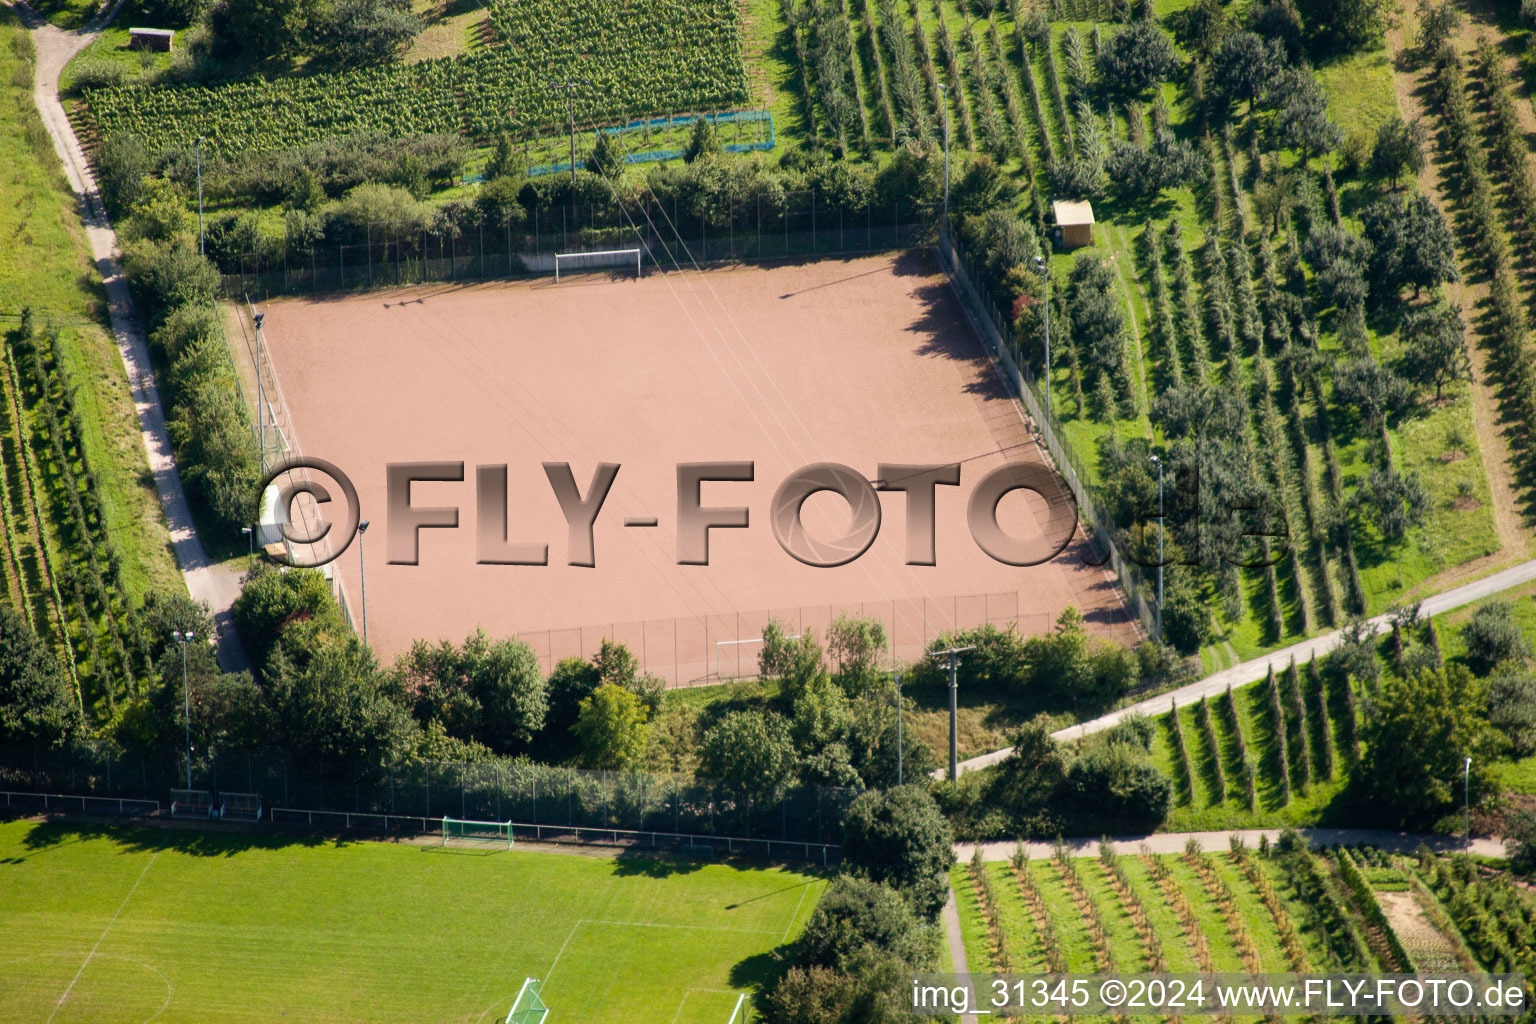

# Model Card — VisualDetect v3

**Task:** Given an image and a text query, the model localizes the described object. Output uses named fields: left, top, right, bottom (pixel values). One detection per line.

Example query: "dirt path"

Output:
left=1385, top=1, right=1533, bottom=563
left=1377, top=890, right=1464, bottom=971
left=12, top=0, right=249, bottom=671
left=958, top=827, right=1508, bottom=862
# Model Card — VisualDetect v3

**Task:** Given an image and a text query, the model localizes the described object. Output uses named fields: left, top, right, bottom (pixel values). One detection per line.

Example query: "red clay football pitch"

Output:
left=259, top=252, right=1137, bottom=681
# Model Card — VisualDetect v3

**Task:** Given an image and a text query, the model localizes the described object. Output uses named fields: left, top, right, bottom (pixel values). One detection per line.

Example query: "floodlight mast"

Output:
left=932, top=645, right=976, bottom=781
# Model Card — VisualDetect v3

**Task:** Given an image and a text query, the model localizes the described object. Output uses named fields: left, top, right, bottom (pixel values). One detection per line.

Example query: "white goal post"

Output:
left=553, top=247, right=642, bottom=281
left=442, top=817, right=514, bottom=849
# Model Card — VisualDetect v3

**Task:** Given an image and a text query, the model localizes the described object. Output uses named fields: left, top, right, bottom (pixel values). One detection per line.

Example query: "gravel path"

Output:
left=14, top=0, right=248, bottom=671
left=944, top=556, right=1536, bottom=777
left=956, top=827, right=1507, bottom=862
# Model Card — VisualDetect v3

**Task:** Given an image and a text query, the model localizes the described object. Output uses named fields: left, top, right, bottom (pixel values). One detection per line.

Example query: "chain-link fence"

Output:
left=219, top=194, right=937, bottom=298
left=935, top=225, right=1155, bottom=637
left=0, top=743, right=856, bottom=849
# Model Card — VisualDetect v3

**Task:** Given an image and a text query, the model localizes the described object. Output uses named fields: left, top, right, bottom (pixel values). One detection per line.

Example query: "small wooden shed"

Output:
left=129, top=28, right=174, bottom=52
left=1053, top=199, right=1095, bottom=249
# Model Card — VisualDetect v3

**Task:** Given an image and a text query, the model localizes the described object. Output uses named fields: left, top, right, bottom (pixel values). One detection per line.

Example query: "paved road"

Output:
left=16, top=1, right=249, bottom=671
left=940, top=890, right=979, bottom=1024
left=944, top=556, right=1536, bottom=777
left=957, top=827, right=1508, bottom=862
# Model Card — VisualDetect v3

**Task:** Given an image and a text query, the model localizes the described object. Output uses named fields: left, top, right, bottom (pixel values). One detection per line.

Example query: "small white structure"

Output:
left=256, top=482, right=288, bottom=556
left=128, top=27, right=174, bottom=52
left=1053, top=199, right=1096, bottom=249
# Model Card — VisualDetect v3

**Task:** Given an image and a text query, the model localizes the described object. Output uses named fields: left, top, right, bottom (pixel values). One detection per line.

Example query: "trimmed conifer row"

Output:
left=1007, top=0, right=1057, bottom=167
left=0, top=360, right=33, bottom=628
left=1265, top=667, right=1293, bottom=805
left=1167, top=698, right=1195, bottom=805
left=1219, top=685, right=1258, bottom=810
left=907, top=0, right=946, bottom=128
left=960, top=18, right=1006, bottom=156
left=1195, top=696, right=1226, bottom=805
left=1282, top=657, right=1311, bottom=790
left=929, top=3, right=978, bottom=149
left=1040, top=24, right=1075, bottom=155
left=858, top=0, right=899, bottom=142
left=1304, top=655, right=1333, bottom=780
left=985, top=17, right=1035, bottom=179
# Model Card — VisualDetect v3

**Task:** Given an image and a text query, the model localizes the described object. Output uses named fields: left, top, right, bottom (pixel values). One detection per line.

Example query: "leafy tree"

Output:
left=1211, top=32, right=1286, bottom=117
left=1333, top=356, right=1411, bottom=433
left=573, top=683, right=649, bottom=769
left=1302, top=223, right=1369, bottom=309
left=683, top=117, right=721, bottom=162
left=309, top=0, right=422, bottom=68
left=0, top=607, right=81, bottom=747
left=262, top=640, right=416, bottom=779
left=1251, top=168, right=1301, bottom=233
left=1417, top=0, right=1462, bottom=63
left=1461, top=601, right=1532, bottom=676
left=843, top=687, right=936, bottom=788
left=393, top=631, right=546, bottom=753
left=762, top=953, right=910, bottom=1024
left=1107, top=126, right=1204, bottom=198
left=1356, top=665, right=1496, bottom=827
left=483, top=133, right=526, bottom=183
left=1167, top=0, right=1229, bottom=60
left=1096, top=19, right=1179, bottom=92
left=97, top=134, right=153, bottom=217
left=1295, top=0, right=1394, bottom=51
left=1161, top=569, right=1212, bottom=654
left=841, top=785, right=955, bottom=920
left=1060, top=739, right=1172, bottom=833
left=964, top=207, right=1040, bottom=297
left=1347, top=465, right=1429, bottom=540
left=587, top=129, right=625, bottom=180
left=826, top=614, right=888, bottom=693
left=698, top=710, right=796, bottom=805
left=1250, top=0, right=1305, bottom=60
left=1511, top=806, right=1536, bottom=876
left=758, top=620, right=827, bottom=699
left=1369, top=116, right=1426, bottom=190
left=1067, top=255, right=1126, bottom=380
left=1398, top=303, right=1470, bottom=400
left=949, top=154, right=1020, bottom=216
left=231, top=565, right=345, bottom=669
left=1268, top=67, right=1342, bottom=156
left=1487, top=673, right=1536, bottom=757
left=206, top=0, right=317, bottom=62
left=794, top=875, right=930, bottom=971
left=987, top=721, right=1070, bottom=824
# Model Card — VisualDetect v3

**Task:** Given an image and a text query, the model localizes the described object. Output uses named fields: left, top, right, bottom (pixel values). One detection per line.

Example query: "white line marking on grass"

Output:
left=46, top=850, right=159, bottom=1024
left=543, top=918, right=585, bottom=985
left=782, top=882, right=811, bottom=942
left=668, top=988, right=737, bottom=1024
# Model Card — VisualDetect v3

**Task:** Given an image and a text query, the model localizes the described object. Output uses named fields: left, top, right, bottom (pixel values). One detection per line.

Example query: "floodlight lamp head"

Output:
left=358, top=520, right=370, bottom=535
left=253, top=312, right=265, bottom=329
left=172, top=630, right=183, bottom=642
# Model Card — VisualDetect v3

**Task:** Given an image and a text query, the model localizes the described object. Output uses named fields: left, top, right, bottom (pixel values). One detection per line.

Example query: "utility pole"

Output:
left=173, top=630, right=196, bottom=790
left=1156, top=455, right=1164, bottom=633
left=550, top=78, right=590, bottom=195
left=1464, top=756, right=1472, bottom=852
left=196, top=138, right=205, bottom=257
left=357, top=520, right=370, bottom=645
left=938, top=83, right=950, bottom=228
left=1035, top=254, right=1050, bottom=422
left=252, top=309, right=266, bottom=467
left=933, top=645, right=976, bottom=781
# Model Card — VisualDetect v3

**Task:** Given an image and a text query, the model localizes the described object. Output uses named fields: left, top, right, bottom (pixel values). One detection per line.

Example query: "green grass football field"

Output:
left=0, top=819, right=825, bottom=1023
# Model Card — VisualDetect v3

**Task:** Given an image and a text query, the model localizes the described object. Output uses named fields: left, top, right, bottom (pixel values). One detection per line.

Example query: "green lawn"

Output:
left=0, top=819, right=823, bottom=1024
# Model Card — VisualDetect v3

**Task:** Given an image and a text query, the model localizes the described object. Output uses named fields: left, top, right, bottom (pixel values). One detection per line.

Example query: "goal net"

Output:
left=553, top=248, right=642, bottom=281
left=506, top=977, right=549, bottom=1024
left=715, top=634, right=802, bottom=680
left=442, top=817, right=513, bottom=849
